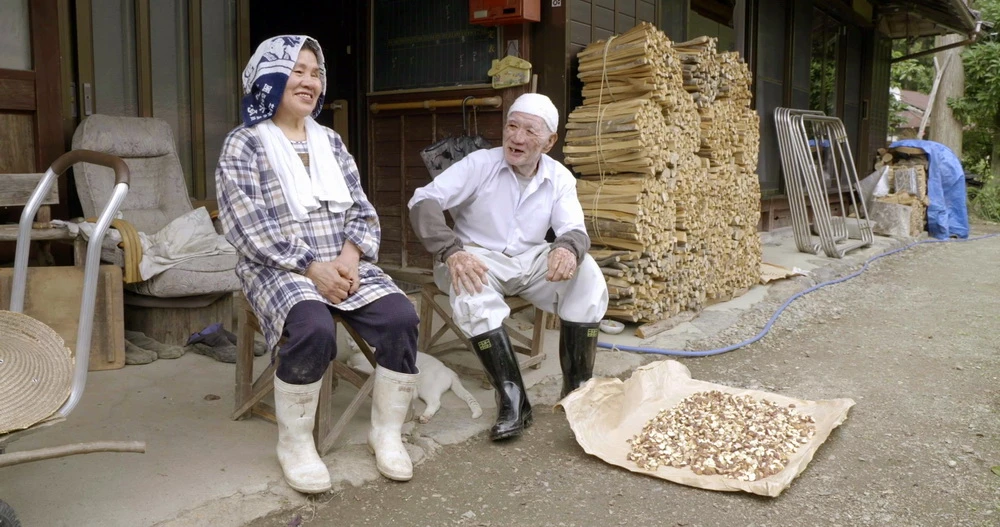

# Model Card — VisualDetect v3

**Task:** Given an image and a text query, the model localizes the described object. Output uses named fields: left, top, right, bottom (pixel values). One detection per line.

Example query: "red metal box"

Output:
left=469, top=0, right=541, bottom=25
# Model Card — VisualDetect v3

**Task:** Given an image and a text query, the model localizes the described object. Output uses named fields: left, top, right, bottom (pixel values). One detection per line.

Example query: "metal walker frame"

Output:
left=0, top=150, right=145, bottom=524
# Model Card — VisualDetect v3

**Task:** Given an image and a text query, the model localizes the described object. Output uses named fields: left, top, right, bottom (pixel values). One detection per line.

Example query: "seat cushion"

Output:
left=126, top=253, right=240, bottom=298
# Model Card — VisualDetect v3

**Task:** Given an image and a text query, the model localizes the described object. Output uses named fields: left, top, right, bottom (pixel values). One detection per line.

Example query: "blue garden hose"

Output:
left=598, top=232, right=1000, bottom=357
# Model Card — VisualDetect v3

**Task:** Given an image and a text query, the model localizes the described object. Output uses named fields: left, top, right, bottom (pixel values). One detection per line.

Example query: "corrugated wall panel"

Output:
left=660, top=0, right=687, bottom=41
left=570, top=20, right=592, bottom=48
left=567, top=0, right=657, bottom=118
left=594, top=5, right=615, bottom=33
left=570, top=0, right=591, bottom=25
left=616, top=14, right=637, bottom=33
left=637, top=0, right=655, bottom=25
left=568, top=0, right=657, bottom=46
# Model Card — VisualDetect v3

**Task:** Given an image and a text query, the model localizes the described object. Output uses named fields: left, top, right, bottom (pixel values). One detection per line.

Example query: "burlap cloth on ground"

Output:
left=557, top=360, right=854, bottom=497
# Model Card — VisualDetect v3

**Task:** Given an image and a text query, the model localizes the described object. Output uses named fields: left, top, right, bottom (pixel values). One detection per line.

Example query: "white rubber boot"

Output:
left=273, top=375, right=332, bottom=493
left=368, top=365, right=418, bottom=481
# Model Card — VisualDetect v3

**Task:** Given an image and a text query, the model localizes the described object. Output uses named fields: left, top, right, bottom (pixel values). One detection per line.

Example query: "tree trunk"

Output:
left=929, top=34, right=965, bottom=157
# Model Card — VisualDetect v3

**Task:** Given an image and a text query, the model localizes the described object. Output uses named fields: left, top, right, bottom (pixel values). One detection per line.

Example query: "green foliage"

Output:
left=809, top=59, right=837, bottom=114
left=961, top=126, right=994, bottom=174
left=965, top=156, right=990, bottom=180
left=891, top=51, right=934, bottom=94
left=949, top=0, right=1000, bottom=180
left=950, top=42, right=1000, bottom=135
left=969, top=182, right=1000, bottom=222
left=977, top=0, right=1000, bottom=26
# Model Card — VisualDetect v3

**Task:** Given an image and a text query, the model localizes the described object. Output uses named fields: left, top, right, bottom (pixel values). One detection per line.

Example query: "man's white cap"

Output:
left=508, top=93, right=559, bottom=134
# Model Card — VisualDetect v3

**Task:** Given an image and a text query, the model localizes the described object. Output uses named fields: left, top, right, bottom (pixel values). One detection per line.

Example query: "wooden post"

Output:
left=928, top=33, right=966, bottom=156
left=918, top=55, right=950, bottom=140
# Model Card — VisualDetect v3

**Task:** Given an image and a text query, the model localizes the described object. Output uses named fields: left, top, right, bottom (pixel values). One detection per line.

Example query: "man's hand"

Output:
left=446, top=250, right=489, bottom=295
left=305, top=261, right=353, bottom=303
left=546, top=247, right=577, bottom=282
left=332, top=241, right=362, bottom=295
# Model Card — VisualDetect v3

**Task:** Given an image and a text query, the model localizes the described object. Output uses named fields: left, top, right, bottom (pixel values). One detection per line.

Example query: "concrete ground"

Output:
left=0, top=227, right=912, bottom=527
left=248, top=221, right=1000, bottom=527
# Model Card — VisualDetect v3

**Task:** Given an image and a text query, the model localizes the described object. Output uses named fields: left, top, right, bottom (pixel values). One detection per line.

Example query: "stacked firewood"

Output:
left=592, top=249, right=667, bottom=320
left=577, top=22, right=679, bottom=109
left=871, top=147, right=929, bottom=235
left=675, top=36, right=721, bottom=108
left=723, top=51, right=760, bottom=171
left=574, top=174, right=676, bottom=253
left=671, top=154, right=711, bottom=312
left=707, top=52, right=762, bottom=298
left=717, top=52, right=752, bottom=103
left=565, top=24, right=761, bottom=324
left=564, top=98, right=674, bottom=177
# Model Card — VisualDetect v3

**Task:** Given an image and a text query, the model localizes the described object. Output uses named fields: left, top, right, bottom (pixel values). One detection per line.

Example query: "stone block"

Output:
left=869, top=201, right=912, bottom=238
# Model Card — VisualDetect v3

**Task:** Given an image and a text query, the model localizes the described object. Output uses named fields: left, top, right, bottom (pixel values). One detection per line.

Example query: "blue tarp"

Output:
left=889, top=140, right=969, bottom=239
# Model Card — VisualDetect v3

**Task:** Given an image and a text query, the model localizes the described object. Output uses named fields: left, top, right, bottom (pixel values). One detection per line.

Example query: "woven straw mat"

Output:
left=0, top=310, right=73, bottom=435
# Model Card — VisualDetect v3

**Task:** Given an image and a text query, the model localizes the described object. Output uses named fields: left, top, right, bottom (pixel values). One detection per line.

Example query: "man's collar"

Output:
left=502, top=154, right=552, bottom=182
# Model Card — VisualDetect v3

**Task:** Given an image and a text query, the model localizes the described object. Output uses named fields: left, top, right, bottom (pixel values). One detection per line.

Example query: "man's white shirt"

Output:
left=408, top=147, right=586, bottom=258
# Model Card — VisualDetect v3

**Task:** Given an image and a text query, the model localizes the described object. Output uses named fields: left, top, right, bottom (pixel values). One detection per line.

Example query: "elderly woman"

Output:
left=215, top=35, right=419, bottom=493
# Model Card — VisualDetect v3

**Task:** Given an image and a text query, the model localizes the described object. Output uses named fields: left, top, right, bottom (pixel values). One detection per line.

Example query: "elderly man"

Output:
left=408, top=93, right=609, bottom=441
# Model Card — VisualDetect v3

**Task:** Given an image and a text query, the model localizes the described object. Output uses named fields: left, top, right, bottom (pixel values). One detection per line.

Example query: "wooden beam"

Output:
left=0, top=174, right=59, bottom=207
left=135, top=0, right=153, bottom=117
left=29, top=0, right=64, bottom=169
left=74, top=0, right=95, bottom=119
left=188, top=0, right=206, bottom=199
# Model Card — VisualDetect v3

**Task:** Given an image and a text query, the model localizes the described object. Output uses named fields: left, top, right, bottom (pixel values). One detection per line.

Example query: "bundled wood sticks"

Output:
left=566, top=24, right=762, bottom=325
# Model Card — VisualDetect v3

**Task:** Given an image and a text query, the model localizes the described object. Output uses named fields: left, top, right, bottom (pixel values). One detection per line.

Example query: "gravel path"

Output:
left=249, top=226, right=1000, bottom=527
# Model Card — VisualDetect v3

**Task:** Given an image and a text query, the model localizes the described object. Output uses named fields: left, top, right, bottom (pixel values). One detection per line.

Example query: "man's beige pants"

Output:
left=433, top=244, right=609, bottom=337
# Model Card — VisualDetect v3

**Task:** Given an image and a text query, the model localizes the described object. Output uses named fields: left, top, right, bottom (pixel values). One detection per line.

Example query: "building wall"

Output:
left=865, top=31, right=892, bottom=165
left=532, top=1, right=570, bottom=162
left=368, top=97, right=504, bottom=270
left=365, top=3, right=530, bottom=271
left=754, top=0, right=790, bottom=197
left=558, top=0, right=656, bottom=159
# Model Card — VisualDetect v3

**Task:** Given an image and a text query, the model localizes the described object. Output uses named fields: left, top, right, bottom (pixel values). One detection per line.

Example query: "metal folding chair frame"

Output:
left=774, top=108, right=873, bottom=258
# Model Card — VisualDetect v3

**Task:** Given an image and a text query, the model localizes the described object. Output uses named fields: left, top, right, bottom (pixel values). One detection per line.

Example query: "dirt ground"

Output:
left=248, top=225, right=1000, bottom=527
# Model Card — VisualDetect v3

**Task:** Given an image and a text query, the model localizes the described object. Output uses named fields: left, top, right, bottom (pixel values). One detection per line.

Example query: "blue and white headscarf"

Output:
left=239, top=35, right=352, bottom=220
left=241, top=35, right=327, bottom=127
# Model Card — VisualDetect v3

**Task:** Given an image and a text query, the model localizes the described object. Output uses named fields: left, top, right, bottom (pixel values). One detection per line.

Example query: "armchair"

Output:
left=71, top=114, right=240, bottom=345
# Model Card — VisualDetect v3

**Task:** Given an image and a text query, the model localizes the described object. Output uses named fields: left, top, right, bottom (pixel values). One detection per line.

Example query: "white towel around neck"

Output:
left=256, top=117, right=353, bottom=221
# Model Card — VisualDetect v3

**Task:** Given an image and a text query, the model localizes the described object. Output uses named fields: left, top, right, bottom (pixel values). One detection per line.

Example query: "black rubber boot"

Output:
left=559, top=320, right=600, bottom=398
left=470, top=327, right=532, bottom=441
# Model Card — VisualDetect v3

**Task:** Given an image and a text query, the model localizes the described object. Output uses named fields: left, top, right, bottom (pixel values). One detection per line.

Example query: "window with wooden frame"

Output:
left=369, top=0, right=499, bottom=94
left=688, top=0, right=738, bottom=51
left=73, top=0, right=242, bottom=201
left=809, top=7, right=842, bottom=117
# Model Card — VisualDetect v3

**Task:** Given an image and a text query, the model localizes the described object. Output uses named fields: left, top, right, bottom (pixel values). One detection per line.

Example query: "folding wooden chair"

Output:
left=418, top=282, right=547, bottom=375
left=231, top=294, right=376, bottom=455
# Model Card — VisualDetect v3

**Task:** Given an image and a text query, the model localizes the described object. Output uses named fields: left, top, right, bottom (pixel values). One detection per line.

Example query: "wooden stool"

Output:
left=232, top=294, right=377, bottom=456
left=418, top=283, right=546, bottom=373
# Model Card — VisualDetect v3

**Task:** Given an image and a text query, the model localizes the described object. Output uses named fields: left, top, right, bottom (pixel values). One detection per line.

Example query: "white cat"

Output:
left=345, top=343, right=483, bottom=424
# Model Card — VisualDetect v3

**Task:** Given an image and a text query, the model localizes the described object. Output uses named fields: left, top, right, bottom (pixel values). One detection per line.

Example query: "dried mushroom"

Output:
left=626, top=390, right=816, bottom=481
